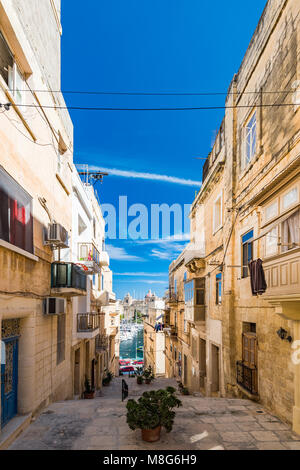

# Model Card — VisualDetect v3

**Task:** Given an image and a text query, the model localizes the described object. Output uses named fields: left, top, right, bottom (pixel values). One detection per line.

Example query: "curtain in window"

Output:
left=0, top=167, right=33, bottom=253
left=282, top=210, right=300, bottom=252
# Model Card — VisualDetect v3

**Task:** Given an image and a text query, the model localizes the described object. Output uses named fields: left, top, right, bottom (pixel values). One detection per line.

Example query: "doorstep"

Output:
left=0, top=414, right=32, bottom=450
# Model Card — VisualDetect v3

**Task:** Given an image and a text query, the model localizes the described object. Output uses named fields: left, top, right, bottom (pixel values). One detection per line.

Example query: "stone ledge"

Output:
left=0, top=413, right=32, bottom=450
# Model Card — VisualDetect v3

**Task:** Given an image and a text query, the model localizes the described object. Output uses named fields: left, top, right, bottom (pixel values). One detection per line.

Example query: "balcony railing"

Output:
left=96, top=334, right=109, bottom=351
left=78, top=242, right=101, bottom=271
left=236, top=361, right=258, bottom=396
left=166, top=288, right=179, bottom=303
left=164, top=324, right=178, bottom=336
left=51, top=262, right=86, bottom=291
left=77, top=313, right=100, bottom=332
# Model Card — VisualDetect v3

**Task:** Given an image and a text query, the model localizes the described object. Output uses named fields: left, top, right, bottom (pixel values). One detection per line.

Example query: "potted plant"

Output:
left=126, top=387, right=182, bottom=442
left=102, top=369, right=113, bottom=386
left=83, top=376, right=95, bottom=399
left=143, top=365, right=154, bottom=384
left=136, top=367, right=144, bottom=385
left=178, top=382, right=189, bottom=395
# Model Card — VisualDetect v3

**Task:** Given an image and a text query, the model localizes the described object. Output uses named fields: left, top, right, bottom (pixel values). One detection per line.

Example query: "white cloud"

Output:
left=151, top=249, right=174, bottom=260
left=106, top=244, right=144, bottom=261
left=87, top=165, right=202, bottom=187
left=133, top=233, right=190, bottom=245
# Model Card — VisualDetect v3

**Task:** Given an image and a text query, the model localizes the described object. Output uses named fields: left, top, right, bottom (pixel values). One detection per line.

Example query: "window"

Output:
left=283, top=187, right=298, bottom=210
left=216, top=273, right=222, bottom=305
left=213, top=193, right=222, bottom=233
left=244, top=112, right=257, bottom=166
left=265, top=201, right=278, bottom=222
left=184, top=272, right=187, bottom=282
left=8, top=63, right=25, bottom=106
left=0, top=166, right=33, bottom=253
left=57, top=313, right=66, bottom=365
left=0, top=31, right=13, bottom=86
left=265, top=227, right=278, bottom=256
left=184, top=280, right=193, bottom=303
left=0, top=31, right=25, bottom=106
left=174, top=279, right=177, bottom=294
left=281, top=210, right=300, bottom=253
left=195, top=278, right=205, bottom=305
left=241, top=230, right=253, bottom=278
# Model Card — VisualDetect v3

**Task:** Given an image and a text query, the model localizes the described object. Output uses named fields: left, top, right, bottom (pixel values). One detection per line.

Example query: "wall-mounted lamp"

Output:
left=276, top=328, right=293, bottom=343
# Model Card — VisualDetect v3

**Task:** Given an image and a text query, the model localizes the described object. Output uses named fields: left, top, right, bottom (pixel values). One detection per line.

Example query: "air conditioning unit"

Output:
left=43, top=297, right=66, bottom=315
left=44, top=223, right=69, bottom=248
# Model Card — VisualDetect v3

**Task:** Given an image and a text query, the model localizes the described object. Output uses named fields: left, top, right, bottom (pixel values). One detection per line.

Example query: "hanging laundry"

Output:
left=249, top=259, right=267, bottom=295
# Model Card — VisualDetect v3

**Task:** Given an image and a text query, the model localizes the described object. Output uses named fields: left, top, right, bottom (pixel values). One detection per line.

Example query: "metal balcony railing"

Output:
left=51, top=262, right=87, bottom=291
left=77, top=313, right=100, bottom=332
left=78, top=242, right=100, bottom=266
left=166, top=288, right=179, bottom=303
left=96, top=334, right=109, bottom=351
left=236, top=361, right=258, bottom=396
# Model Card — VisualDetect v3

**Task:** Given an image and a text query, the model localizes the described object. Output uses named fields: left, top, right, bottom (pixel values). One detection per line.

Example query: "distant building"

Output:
left=143, top=291, right=166, bottom=376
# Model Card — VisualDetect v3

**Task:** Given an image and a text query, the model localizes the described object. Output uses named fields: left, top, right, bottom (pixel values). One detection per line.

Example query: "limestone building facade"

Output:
left=165, top=0, right=300, bottom=434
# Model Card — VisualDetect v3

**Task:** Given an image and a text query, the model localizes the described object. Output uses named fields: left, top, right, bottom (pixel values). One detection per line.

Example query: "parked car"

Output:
left=119, top=366, right=135, bottom=374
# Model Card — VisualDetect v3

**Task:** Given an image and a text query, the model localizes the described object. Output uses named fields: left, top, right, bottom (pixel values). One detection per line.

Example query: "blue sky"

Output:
left=61, top=0, right=267, bottom=299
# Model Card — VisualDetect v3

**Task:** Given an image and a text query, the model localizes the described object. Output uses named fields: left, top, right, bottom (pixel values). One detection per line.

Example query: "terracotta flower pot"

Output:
left=141, top=426, right=161, bottom=442
left=145, top=379, right=151, bottom=384
left=83, top=391, right=95, bottom=399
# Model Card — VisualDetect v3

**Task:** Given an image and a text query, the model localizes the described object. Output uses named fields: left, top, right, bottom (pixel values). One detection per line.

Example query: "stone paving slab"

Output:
left=9, top=377, right=300, bottom=451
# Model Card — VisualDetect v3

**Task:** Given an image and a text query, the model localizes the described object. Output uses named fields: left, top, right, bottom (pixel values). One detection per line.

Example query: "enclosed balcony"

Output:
left=77, top=242, right=101, bottom=274
left=184, top=278, right=206, bottom=324
left=262, top=249, right=300, bottom=320
left=77, top=313, right=100, bottom=339
left=51, top=262, right=86, bottom=297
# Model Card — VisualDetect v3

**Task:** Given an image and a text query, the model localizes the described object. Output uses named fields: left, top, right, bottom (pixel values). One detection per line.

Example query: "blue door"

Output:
left=1, top=337, right=18, bottom=428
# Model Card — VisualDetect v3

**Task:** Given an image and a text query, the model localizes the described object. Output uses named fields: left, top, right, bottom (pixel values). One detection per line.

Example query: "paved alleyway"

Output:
left=9, top=377, right=300, bottom=450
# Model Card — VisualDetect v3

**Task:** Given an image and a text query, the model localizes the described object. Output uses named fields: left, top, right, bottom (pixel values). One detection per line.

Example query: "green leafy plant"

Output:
left=178, top=382, right=189, bottom=395
left=136, top=367, right=144, bottom=384
left=142, top=365, right=154, bottom=383
left=126, top=387, right=182, bottom=433
left=102, top=369, right=113, bottom=385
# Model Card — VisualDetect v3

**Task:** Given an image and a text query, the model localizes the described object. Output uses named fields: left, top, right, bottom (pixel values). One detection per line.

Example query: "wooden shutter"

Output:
left=242, top=333, right=257, bottom=368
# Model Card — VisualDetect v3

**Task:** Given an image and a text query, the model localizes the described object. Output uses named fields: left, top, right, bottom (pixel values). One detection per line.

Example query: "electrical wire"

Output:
left=5, top=88, right=299, bottom=96
left=0, top=102, right=298, bottom=112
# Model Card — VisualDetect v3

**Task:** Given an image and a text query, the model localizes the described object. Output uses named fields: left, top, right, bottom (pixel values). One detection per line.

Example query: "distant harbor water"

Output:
left=120, top=326, right=144, bottom=360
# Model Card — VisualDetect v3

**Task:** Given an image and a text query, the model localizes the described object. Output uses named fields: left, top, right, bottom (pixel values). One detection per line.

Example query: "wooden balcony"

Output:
left=185, top=305, right=205, bottom=323
left=263, top=249, right=300, bottom=320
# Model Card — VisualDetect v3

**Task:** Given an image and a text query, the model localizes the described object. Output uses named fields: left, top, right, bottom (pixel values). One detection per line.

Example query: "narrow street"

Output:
left=9, top=378, right=300, bottom=451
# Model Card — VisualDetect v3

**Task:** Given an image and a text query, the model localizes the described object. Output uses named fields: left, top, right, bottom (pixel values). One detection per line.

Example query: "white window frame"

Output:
left=282, top=186, right=299, bottom=212
left=243, top=111, right=257, bottom=168
left=265, top=226, right=279, bottom=257
left=8, top=62, right=25, bottom=106
left=213, top=191, right=223, bottom=233
left=264, top=199, right=279, bottom=223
